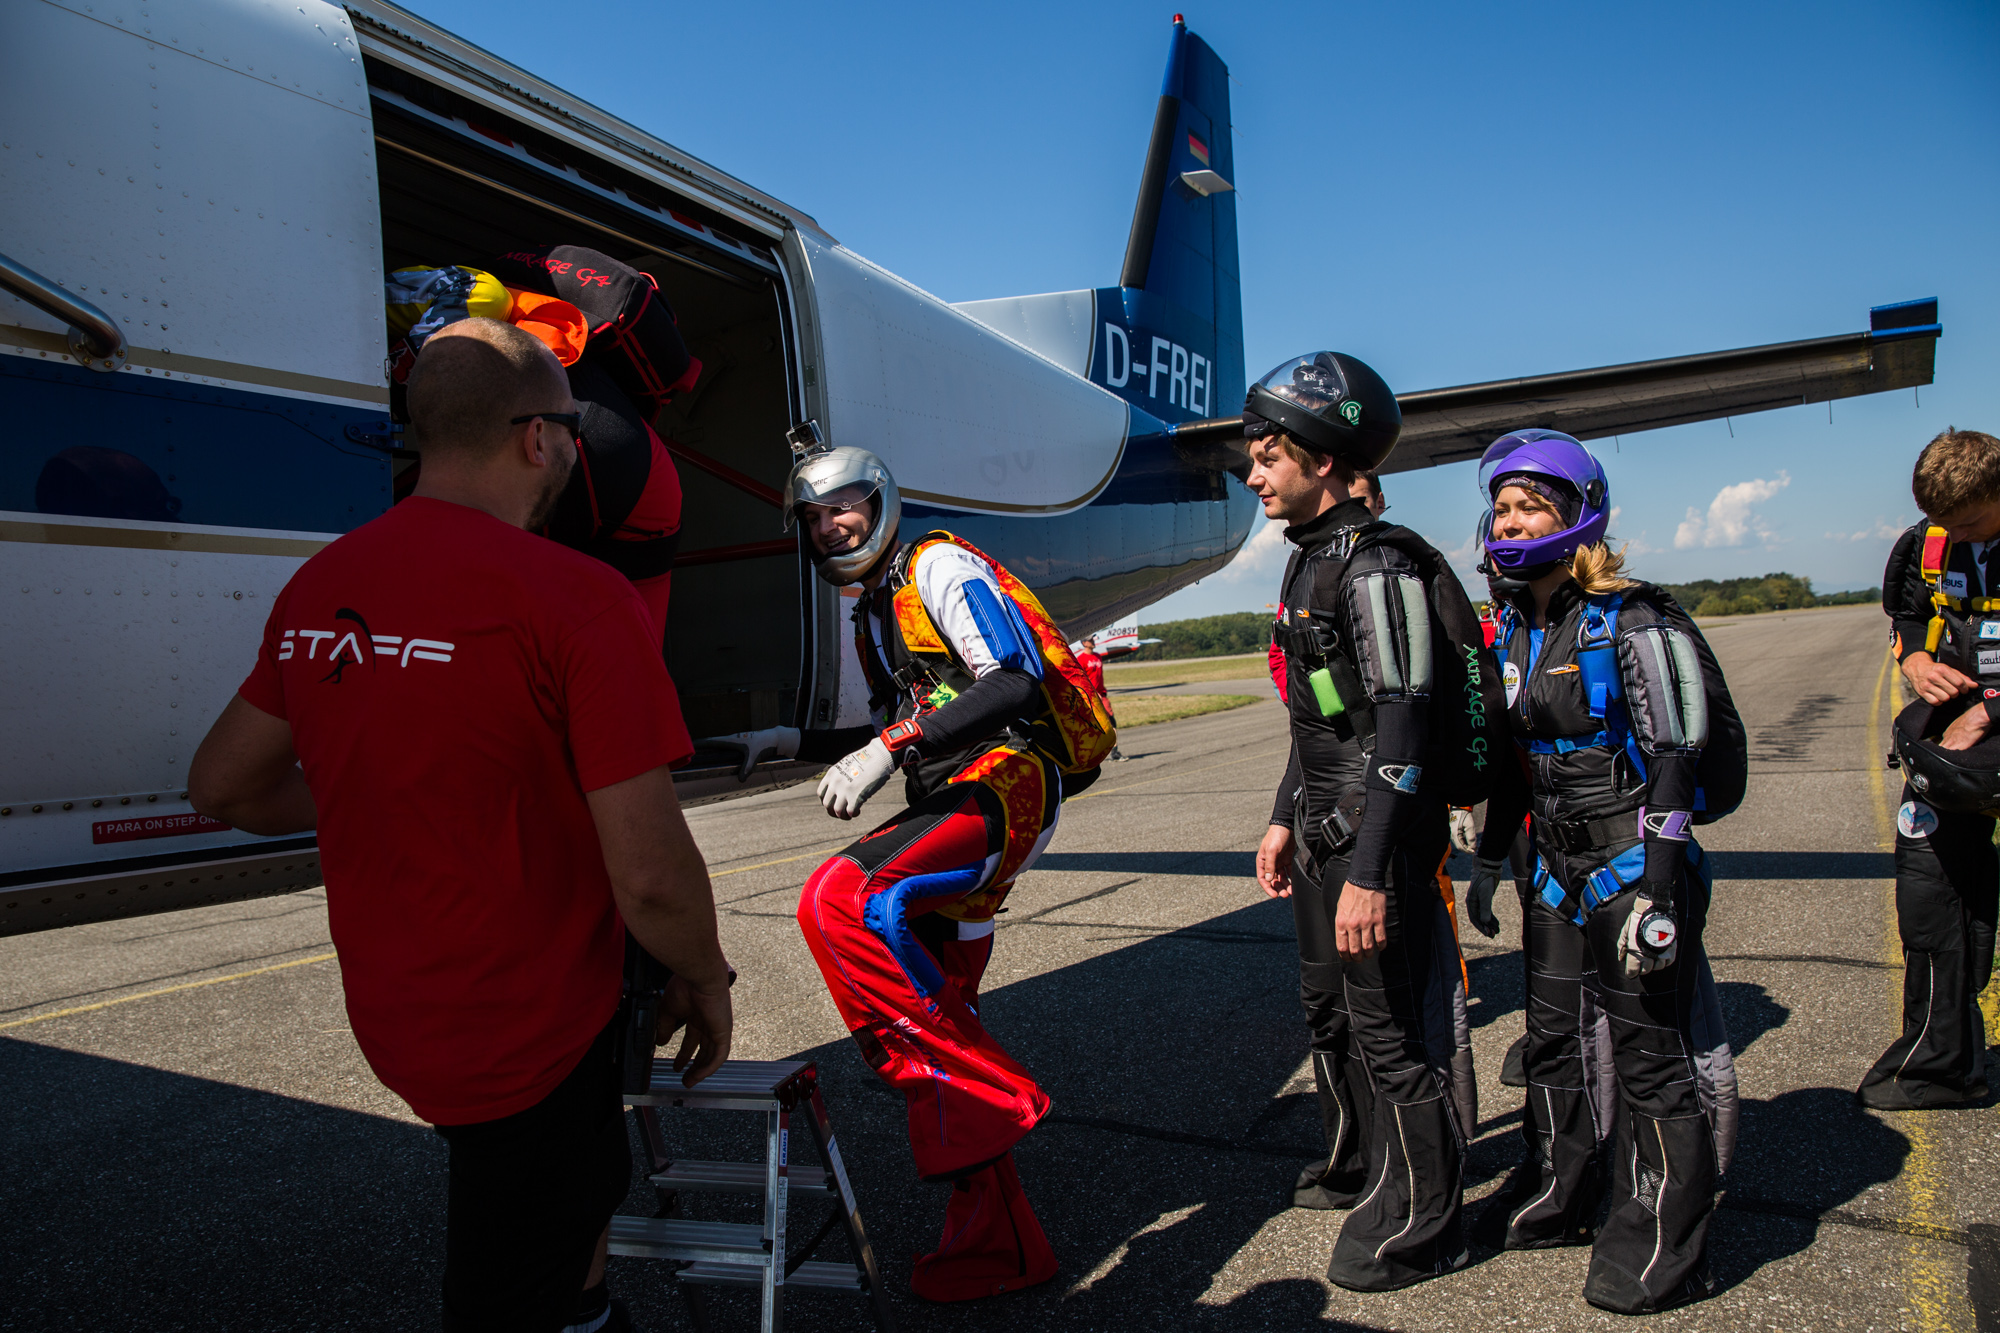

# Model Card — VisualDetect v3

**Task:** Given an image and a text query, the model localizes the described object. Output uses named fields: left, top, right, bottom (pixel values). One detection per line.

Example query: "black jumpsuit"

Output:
left=1479, top=579, right=1737, bottom=1315
left=1271, top=499, right=1465, bottom=1292
left=1867, top=525, right=1998, bottom=1107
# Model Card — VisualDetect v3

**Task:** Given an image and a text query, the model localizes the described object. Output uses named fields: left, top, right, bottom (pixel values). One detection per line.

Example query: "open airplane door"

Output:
left=0, top=0, right=390, bottom=933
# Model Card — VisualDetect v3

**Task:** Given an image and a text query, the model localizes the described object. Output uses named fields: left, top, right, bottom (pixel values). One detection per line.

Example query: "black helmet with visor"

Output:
left=1243, top=351, right=1403, bottom=471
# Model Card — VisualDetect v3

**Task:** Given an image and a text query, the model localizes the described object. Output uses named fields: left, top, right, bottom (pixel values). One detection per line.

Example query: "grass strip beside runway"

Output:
left=1101, top=653, right=1270, bottom=688
left=1114, top=693, right=1260, bottom=727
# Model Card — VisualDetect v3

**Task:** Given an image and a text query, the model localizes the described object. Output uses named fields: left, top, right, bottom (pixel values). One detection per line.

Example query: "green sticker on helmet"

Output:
left=1340, top=400, right=1362, bottom=425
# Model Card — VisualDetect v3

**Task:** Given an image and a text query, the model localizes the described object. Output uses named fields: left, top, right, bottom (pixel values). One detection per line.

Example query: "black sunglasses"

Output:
left=510, top=411, right=583, bottom=433
left=510, top=412, right=585, bottom=454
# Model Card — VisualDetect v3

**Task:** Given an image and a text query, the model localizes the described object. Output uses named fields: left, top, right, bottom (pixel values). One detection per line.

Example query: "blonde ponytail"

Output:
left=1564, top=542, right=1637, bottom=595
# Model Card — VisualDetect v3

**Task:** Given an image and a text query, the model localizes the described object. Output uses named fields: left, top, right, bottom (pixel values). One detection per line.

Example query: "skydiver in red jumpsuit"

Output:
left=703, top=435, right=1115, bottom=1301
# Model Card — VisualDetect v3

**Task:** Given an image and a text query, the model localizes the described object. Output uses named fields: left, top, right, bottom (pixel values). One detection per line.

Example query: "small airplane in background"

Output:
left=1073, top=625, right=1161, bottom=661
left=0, top=4, right=1939, bottom=933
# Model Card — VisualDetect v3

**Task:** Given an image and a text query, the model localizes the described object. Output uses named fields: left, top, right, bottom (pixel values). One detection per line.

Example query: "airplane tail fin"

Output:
left=1103, top=16, right=1243, bottom=423
left=953, top=18, right=1243, bottom=425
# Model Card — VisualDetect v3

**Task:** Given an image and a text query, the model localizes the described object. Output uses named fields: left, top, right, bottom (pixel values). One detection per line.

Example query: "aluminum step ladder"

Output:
left=610, top=1059, right=896, bottom=1333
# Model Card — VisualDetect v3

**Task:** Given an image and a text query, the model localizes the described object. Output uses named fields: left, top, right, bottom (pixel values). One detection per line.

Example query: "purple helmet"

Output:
left=1476, top=429, right=1610, bottom=573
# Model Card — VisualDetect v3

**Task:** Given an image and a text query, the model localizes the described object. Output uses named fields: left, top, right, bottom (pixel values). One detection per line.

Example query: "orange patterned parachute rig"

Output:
left=890, top=531, right=1117, bottom=775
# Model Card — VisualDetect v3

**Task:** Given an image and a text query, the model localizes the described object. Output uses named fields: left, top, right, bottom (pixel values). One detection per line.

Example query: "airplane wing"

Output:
left=1168, top=298, right=1941, bottom=476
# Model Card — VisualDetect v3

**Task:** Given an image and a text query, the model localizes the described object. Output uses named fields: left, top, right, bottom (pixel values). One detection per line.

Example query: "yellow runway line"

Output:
left=709, top=845, right=847, bottom=879
left=1865, top=647, right=1956, bottom=1331
left=0, top=950, right=338, bottom=1033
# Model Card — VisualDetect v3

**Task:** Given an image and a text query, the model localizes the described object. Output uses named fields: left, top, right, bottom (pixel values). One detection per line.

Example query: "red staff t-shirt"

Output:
left=238, top=497, right=693, bottom=1125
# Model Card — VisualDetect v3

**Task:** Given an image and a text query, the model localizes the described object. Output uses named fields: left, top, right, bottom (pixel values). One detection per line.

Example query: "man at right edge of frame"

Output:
left=1867, top=426, right=2000, bottom=1110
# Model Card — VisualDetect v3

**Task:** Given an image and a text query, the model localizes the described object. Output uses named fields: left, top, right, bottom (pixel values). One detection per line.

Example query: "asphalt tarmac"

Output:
left=3, top=601, right=1996, bottom=1331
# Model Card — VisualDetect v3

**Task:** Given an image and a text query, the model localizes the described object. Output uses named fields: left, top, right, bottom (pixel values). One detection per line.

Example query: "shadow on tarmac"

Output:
left=1712, top=1087, right=1912, bottom=1290
left=0, top=897, right=1916, bottom=1331
left=1703, top=850, right=1895, bottom=880
left=0, top=1035, right=448, bottom=1331
left=1032, top=849, right=1258, bottom=878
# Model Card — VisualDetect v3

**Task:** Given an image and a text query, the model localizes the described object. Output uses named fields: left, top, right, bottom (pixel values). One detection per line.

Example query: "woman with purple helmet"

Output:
left=1464, top=429, right=1739, bottom=1315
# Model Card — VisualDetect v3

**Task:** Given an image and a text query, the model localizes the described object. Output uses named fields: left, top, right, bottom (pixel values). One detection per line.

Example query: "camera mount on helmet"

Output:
left=782, top=420, right=902, bottom=586
left=1475, top=428, right=1611, bottom=579
left=1242, top=351, right=1402, bottom=472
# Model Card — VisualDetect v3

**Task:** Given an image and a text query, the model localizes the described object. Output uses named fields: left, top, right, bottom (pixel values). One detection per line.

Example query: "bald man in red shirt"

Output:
left=192, top=317, right=730, bottom=1333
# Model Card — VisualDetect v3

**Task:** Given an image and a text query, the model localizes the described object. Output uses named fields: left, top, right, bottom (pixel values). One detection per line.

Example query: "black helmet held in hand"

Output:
left=1893, top=698, right=2000, bottom=814
left=1243, top=351, right=1403, bottom=471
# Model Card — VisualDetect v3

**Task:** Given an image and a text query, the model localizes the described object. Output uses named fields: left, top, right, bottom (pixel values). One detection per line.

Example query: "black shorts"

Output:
left=433, top=1017, right=631, bottom=1333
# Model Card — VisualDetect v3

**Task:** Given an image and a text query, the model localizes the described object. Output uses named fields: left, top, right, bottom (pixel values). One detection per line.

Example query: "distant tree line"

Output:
left=1658, top=573, right=1879, bottom=617
left=1126, top=612, right=1271, bottom=661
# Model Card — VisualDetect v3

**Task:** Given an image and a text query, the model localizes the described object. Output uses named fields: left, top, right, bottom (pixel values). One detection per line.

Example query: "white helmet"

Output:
left=782, top=422, right=901, bottom=586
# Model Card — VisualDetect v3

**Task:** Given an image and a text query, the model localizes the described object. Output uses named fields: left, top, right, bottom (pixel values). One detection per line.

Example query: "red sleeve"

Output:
left=559, top=585, right=694, bottom=791
left=238, top=595, right=290, bottom=719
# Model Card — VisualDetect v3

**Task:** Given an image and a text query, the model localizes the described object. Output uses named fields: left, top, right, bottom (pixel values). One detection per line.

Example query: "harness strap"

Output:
left=1535, top=840, right=1652, bottom=926
left=1916, top=526, right=2000, bottom=651
left=1543, top=813, right=1639, bottom=855
left=1524, top=731, right=1610, bottom=755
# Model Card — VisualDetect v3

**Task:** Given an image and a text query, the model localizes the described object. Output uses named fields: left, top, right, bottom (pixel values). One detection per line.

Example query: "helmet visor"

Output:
left=1251, top=353, right=1350, bottom=417
left=1477, top=432, right=1602, bottom=502
left=795, top=480, right=878, bottom=514
left=786, top=478, right=880, bottom=533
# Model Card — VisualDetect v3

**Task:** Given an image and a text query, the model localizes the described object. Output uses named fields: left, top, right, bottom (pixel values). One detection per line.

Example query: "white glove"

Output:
left=818, top=737, right=898, bottom=820
left=1618, top=896, right=1679, bottom=977
left=1464, top=858, right=1504, bottom=938
left=699, top=726, right=801, bottom=781
left=1448, top=808, right=1479, bottom=856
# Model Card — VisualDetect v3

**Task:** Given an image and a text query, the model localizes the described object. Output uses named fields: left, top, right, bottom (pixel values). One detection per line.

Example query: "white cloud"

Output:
left=1604, top=506, right=1660, bottom=556
left=1217, top=516, right=1290, bottom=583
left=1441, top=527, right=1484, bottom=589
left=1825, top=518, right=1910, bottom=543
left=1674, top=472, right=1791, bottom=549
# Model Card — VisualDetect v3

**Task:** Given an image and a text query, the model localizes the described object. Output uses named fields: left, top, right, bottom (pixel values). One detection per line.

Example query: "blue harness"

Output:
left=1530, top=837, right=1710, bottom=927
left=1504, top=595, right=1703, bottom=924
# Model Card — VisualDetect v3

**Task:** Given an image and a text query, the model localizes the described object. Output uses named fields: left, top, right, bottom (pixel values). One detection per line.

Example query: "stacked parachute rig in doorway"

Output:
left=380, top=246, right=700, bottom=638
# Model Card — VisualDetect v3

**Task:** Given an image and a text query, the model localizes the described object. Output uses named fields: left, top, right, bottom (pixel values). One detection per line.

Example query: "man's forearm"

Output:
left=201, top=770, right=318, bottom=837
left=590, top=766, right=732, bottom=991
left=188, top=695, right=318, bottom=835
left=617, top=846, right=731, bottom=993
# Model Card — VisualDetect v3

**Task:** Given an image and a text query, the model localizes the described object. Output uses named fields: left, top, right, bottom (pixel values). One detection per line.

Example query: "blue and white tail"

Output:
left=954, top=16, right=1243, bottom=427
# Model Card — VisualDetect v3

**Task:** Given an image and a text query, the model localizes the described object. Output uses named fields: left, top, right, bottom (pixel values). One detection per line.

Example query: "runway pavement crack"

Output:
left=1708, top=952, right=1897, bottom=971
left=1721, top=1193, right=1994, bottom=1251
left=0, top=941, right=336, bottom=1016
left=1003, top=878, right=1144, bottom=926
left=1043, top=1111, right=1308, bottom=1160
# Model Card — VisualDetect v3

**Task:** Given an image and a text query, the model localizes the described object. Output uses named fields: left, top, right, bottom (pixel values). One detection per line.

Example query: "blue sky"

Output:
left=406, top=0, right=1998, bottom=619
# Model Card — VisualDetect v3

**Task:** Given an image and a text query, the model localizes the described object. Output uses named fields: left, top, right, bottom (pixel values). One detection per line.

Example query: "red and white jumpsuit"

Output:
left=795, top=536, right=1103, bottom=1300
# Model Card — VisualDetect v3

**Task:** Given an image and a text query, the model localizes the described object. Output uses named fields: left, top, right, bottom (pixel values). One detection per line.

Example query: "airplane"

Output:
left=0, top=3, right=1939, bottom=935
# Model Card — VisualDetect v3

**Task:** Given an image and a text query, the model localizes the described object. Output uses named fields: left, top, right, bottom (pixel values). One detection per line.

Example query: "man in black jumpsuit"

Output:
left=1864, top=426, right=2000, bottom=1108
left=1247, top=353, right=1466, bottom=1292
